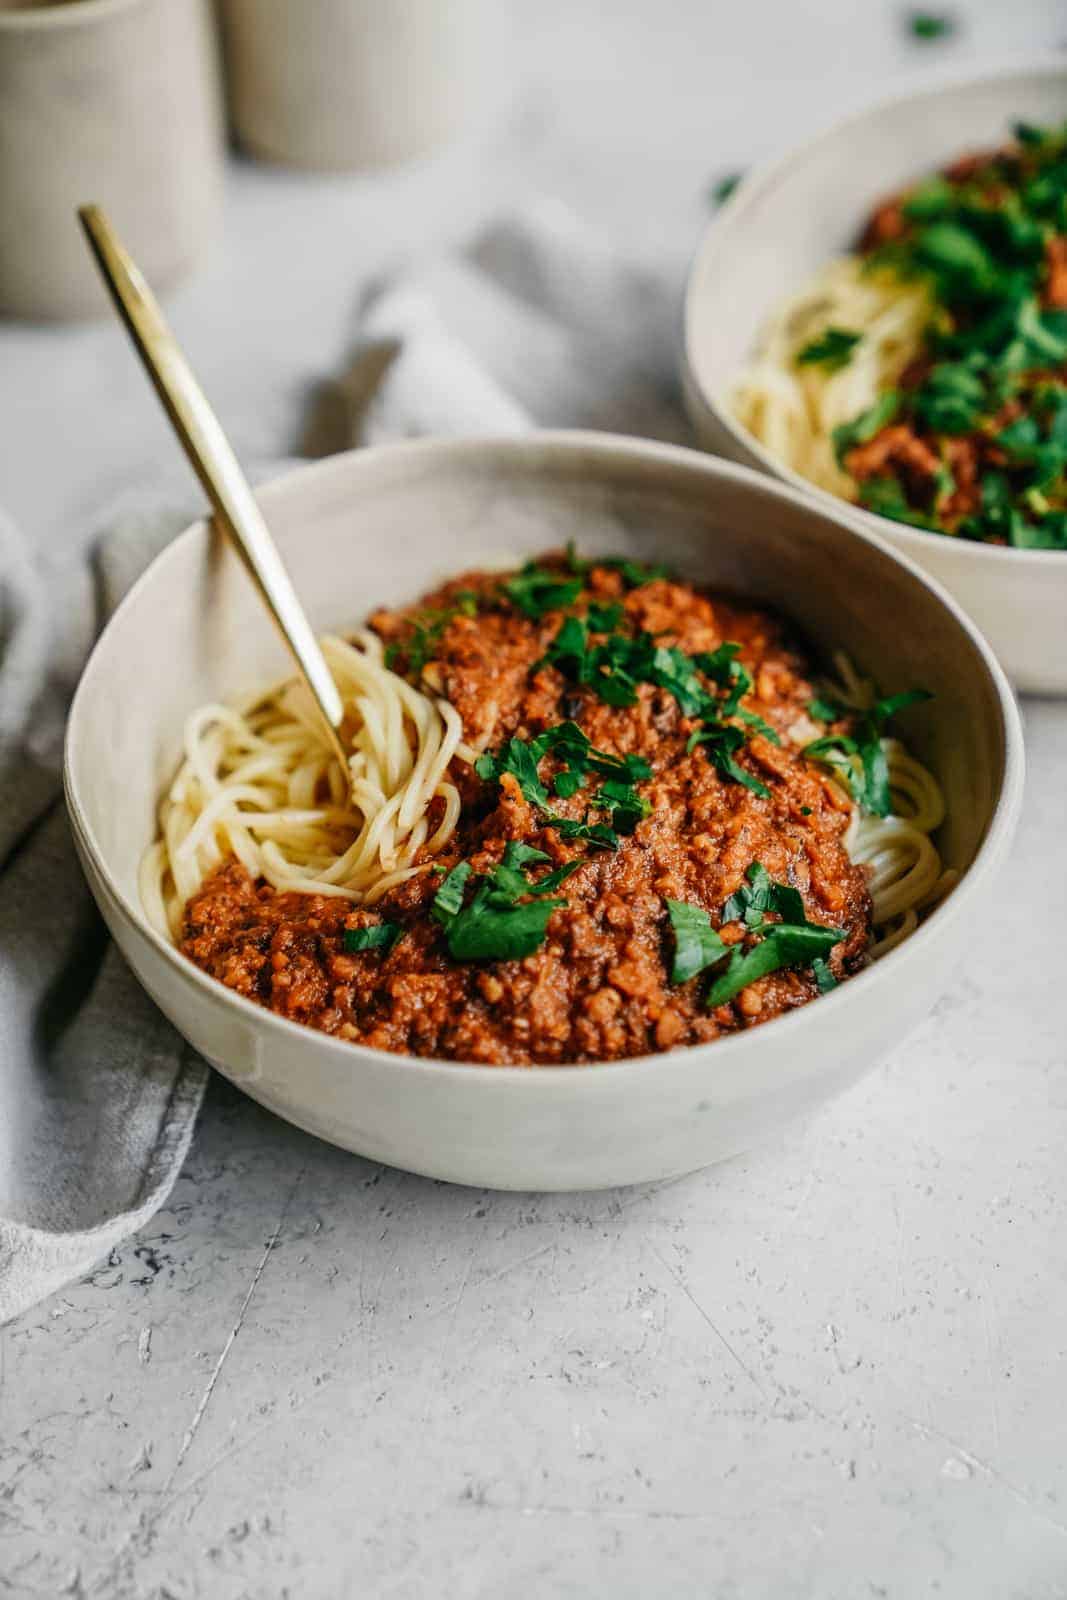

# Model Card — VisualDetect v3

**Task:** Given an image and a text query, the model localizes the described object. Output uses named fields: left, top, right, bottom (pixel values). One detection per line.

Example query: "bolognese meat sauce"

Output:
left=182, top=558, right=872, bottom=1065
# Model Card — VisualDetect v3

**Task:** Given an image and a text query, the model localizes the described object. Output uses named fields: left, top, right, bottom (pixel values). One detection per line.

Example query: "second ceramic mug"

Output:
left=219, top=0, right=486, bottom=172
left=0, top=0, right=224, bottom=320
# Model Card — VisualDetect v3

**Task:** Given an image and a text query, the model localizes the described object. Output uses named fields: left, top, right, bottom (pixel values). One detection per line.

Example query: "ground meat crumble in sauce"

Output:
left=181, top=560, right=872, bottom=1065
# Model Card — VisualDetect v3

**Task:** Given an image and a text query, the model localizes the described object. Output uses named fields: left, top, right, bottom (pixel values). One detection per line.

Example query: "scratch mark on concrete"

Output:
left=163, top=1165, right=304, bottom=1494
left=903, top=1415, right=1067, bottom=1539
left=645, top=1238, right=765, bottom=1397
left=460, top=1497, right=727, bottom=1523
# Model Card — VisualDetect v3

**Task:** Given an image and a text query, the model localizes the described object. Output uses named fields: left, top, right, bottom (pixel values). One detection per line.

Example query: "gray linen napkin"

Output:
left=0, top=492, right=209, bottom=1325
left=0, top=203, right=684, bottom=1324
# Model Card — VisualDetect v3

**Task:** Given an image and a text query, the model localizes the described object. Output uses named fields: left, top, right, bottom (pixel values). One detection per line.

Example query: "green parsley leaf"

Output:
left=663, top=865, right=846, bottom=1008
left=857, top=477, right=940, bottom=531
left=687, top=723, right=770, bottom=797
left=385, top=592, right=478, bottom=678
left=796, top=326, right=863, bottom=373
left=597, top=778, right=652, bottom=834
left=706, top=922, right=844, bottom=1009
left=1010, top=512, right=1067, bottom=550
left=1015, top=121, right=1049, bottom=147
left=665, top=899, right=728, bottom=985
left=501, top=562, right=584, bottom=621
left=431, top=845, right=580, bottom=963
left=431, top=861, right=472, bottom=927
left=808, top=696, right=842, bottom=724
left=475, top=737, right=550, bottom=809
left=803, top=688, right=931, bottom=816
left=343, top=923, right=402, bottom=954
left=915, top=221, right=999, bottom=301
left=812, top=957, right=839, bottom=994
left=912, top=361, right=987, bottom=434
left=586, top=601, right=625, bottom=632
left=549, top=817, right=619, bottom=850
left=565, top=544, right=671, bottom=588
left=903, top=177, right=956, bottom=223
left=446, top=888, right=566, bottom=962
left=722, top=861, right=806, bottom=929
left=474, top=722, right=652, bottom=849
left=833, top=391, right=901, bottom=465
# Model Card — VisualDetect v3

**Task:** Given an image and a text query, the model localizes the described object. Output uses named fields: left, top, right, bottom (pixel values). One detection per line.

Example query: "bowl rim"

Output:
left=684, top=53, right=1067, bottom=570
left=64, top=430, right=1026, bottom=1087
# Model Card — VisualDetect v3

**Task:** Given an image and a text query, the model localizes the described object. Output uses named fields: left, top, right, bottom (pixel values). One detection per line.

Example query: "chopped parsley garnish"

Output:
left=665, top=863, right=845, bottom=1007
left=385, top=592, right=478, bottom=677
left=613, top=557, right=671, bottom=587
left=834, top=119, right=1067, bottom=545
left=796, top=327, right=863, bottom=373
left=587, top=600, right=625, bottom=632
left=501, top=562, right=584, bottom=620
left=812, top=957, right=838, bottom=994
left=705, top=922, right=844, bottom=1008
left=808, top=696, right=842, bottom=724
left=686, top=723, right=770, bottom=797
left=430, top=844, right=578, bottom=962
left=539, top=618, right=777, bottom=795
left=475, top=721, right=652, bottom=849
left=832, top=391, right=901, bottom=465
left=343, top=923, right=402, bottom=954
left=665, top=899, right=727, bottom=984
left=565, top=544, right=671, bottom=588
left=803, top=687, right=932, bottom=816
left=722, top=860, right=806, bottom=928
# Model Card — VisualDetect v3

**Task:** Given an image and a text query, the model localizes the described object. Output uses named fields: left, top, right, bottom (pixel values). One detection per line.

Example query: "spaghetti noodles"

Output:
left=812, top=651, right=954, bottom=957
left=731, top=256, right=931, bottom=499
left=140, top=630, right=474, bottom=941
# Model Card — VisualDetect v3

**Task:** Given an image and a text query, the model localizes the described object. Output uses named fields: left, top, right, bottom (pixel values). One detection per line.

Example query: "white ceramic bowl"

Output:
left=64, top=436, right=1023, bottom=1190
left=684, top=61, right=1067, bottom=696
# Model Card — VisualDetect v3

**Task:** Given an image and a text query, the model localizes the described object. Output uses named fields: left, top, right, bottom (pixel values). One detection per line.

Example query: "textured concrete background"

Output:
left=2, top=3, right=1066, bottom=1597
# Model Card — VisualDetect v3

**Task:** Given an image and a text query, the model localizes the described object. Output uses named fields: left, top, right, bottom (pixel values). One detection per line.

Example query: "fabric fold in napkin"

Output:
left=0, top=491, right=211, bottom=1325
left=302, top=198, right=688, bottom=454
left=0, top=201, right=688, bottom=1324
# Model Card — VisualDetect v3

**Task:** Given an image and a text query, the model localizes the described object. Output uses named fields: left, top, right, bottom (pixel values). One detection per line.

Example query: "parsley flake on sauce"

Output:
left=539, top=617, right=777, bottom=796
left=475, top=722, right=652, bottom=850
left=343, top=923, right=402, bottom=955
left=665, top=900, right=727, bottom=985
left=501, top=562, right=584, bottom=621
left=430, top=844, right=578, bottom=963
left=565, top=544, right=671, bottom=588
left=385, top=592, right=478, bottom=678
left=705, top=922, right=844, bottom=1009
left=664, top=863, right=845, bottom=1007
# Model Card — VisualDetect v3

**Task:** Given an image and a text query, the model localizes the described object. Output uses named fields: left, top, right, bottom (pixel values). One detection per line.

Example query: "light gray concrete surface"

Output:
left=2, top=4, right=1066, bottom=1597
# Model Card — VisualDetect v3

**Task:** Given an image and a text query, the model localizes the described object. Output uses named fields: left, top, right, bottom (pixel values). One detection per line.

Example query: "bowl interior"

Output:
left=67, top=438, right=1009, bottom=962
left=687, top=64, right=1067, bottom=424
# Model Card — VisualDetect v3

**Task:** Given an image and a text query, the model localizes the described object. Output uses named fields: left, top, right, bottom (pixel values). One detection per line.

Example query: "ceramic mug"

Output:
left=218, top=0, right=486, bottom=172
left=0, top=0, right=224, bottom=320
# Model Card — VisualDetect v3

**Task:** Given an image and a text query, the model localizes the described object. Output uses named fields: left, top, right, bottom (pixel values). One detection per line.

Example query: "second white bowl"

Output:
left=684, top=61, right=1067, bottom=696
